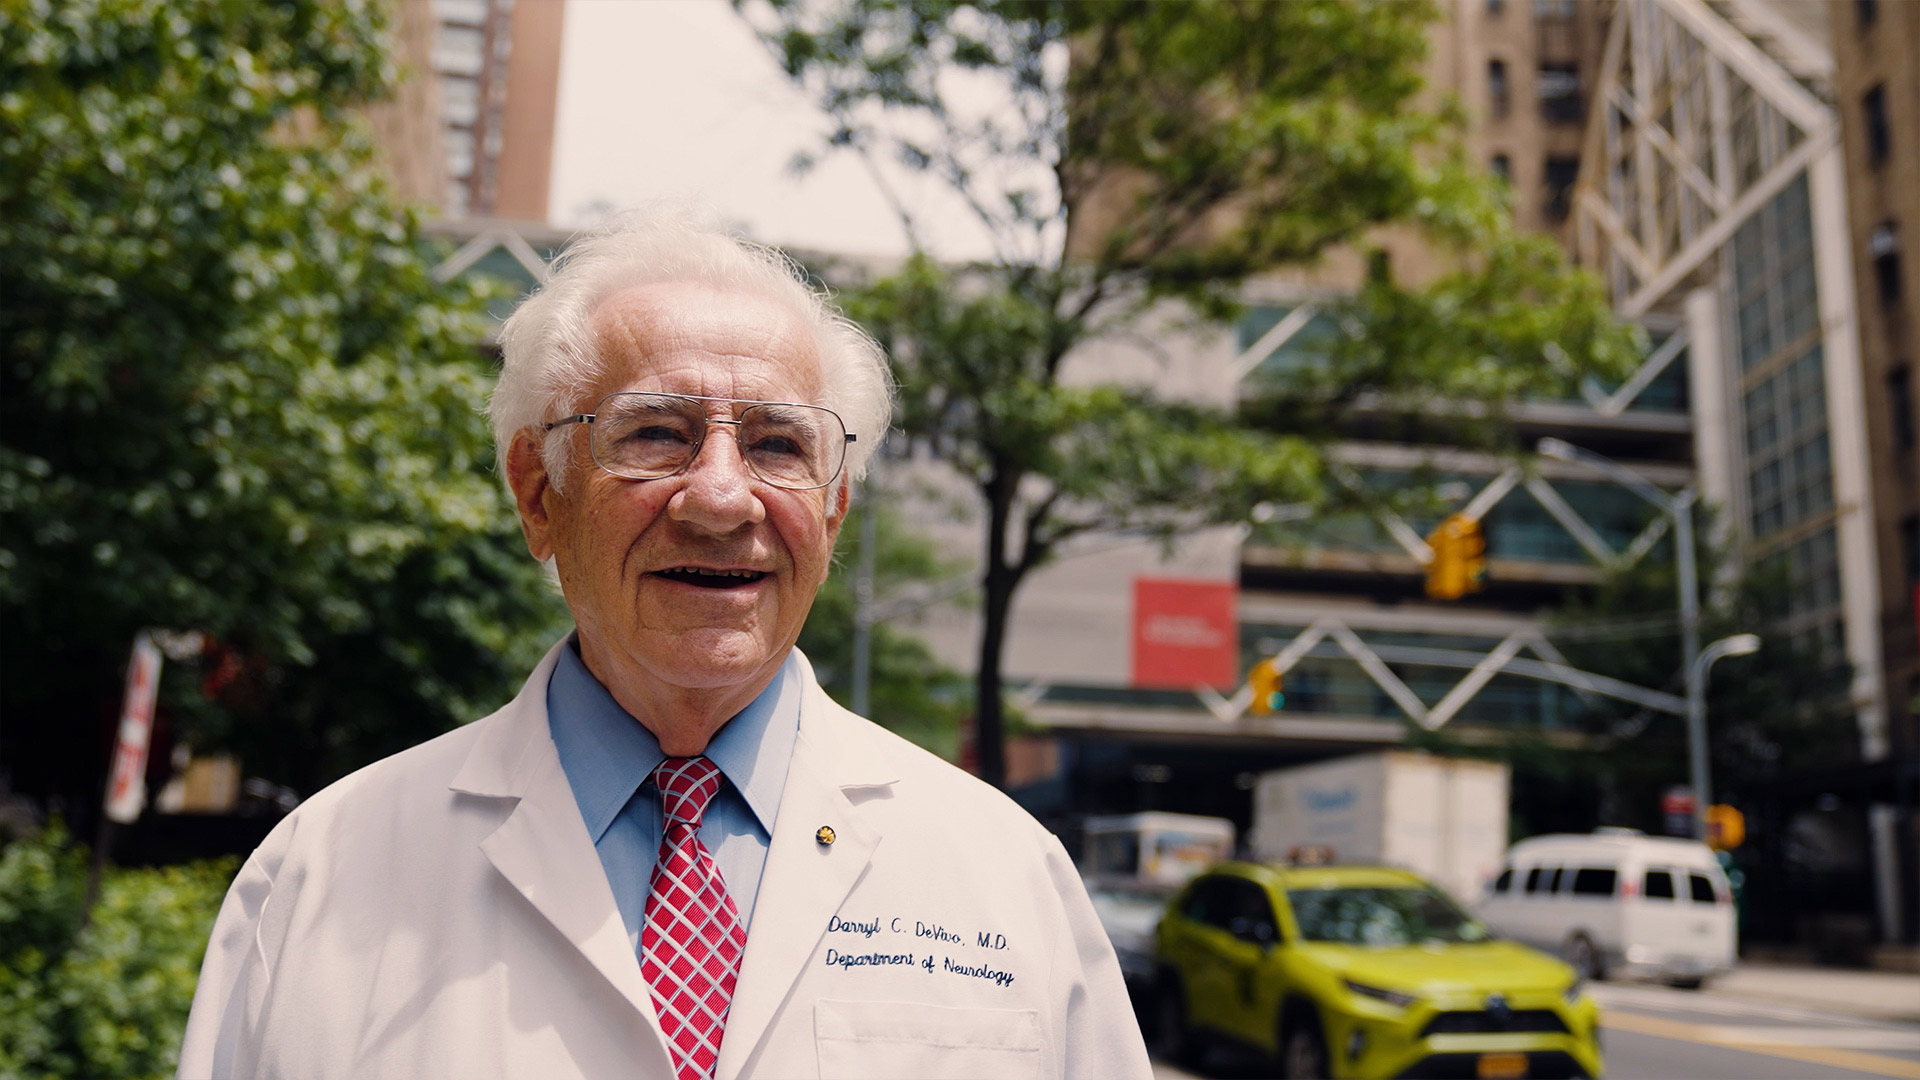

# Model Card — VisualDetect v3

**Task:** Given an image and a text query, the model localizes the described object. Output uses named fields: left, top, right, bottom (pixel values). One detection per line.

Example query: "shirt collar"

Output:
left=546, top=637, right=799, bottom=842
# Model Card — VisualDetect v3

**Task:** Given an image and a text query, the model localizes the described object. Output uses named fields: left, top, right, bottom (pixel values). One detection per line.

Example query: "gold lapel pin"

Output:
left=815, top=825, right=836, bottom=846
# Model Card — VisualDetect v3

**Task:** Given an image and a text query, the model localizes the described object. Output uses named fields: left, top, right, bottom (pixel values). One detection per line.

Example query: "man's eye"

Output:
left=627, top=424, right=693, bottom=444
left=751, top=435, right=804, bottom=457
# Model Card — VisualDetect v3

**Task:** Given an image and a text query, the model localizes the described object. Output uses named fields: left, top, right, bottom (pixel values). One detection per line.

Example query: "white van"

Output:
left=1476, top=828, right=1736, bottom=987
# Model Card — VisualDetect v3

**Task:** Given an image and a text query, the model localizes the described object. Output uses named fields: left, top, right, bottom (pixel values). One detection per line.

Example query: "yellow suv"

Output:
left=1153, top=862, right=1602, bottom=1079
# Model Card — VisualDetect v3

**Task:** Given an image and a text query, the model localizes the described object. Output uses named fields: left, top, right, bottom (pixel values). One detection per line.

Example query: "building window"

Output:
left=1544, top=156, right=1580, bottom=220
left=1538, top=63, right=1583, bottom=123
left=1534, top=0, right=1576, bottom=18
left=1857, top=0, right=1879, bottom=29
left=1865, top=84, right=1891, bottom=165
left=1488, top=0, right=1505, bottom=15
left=1492, top=153, right=1512, bottom=182
left=1489, top=60, right=1510, bottom=118
left=1892, top=366, right=1915, bottom=449
left=1872, top=222, right=1903, bottom=307
left=1745, top=347, right=1834, bottom=538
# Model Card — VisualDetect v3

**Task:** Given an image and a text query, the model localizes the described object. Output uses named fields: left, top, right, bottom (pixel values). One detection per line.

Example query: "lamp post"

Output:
left=1537, top=437, right=1717, bottom=838
left=1689, top=633, right=1763, bottom=832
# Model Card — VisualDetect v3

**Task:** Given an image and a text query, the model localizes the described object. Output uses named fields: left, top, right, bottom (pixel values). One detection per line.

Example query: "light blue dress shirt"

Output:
left=546, top=639, right=800, bottom=953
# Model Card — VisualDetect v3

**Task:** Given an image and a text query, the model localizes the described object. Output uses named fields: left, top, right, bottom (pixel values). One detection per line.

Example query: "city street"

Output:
left=1148, top=968, right=1920, bottom=1080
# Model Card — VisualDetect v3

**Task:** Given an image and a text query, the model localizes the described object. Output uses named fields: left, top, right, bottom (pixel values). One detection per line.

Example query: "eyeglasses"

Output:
left=544, top=391, right=855, bottom=491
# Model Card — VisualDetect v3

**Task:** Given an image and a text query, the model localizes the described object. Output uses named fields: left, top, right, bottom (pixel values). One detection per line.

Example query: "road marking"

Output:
left=1602, top=1011, right=1920, bottom=1079
left=1589, top=984, right=1891, bottom=1026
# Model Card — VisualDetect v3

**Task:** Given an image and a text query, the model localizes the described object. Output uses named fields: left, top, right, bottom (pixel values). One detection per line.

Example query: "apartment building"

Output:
left=373, top=0, right=565, bottom=221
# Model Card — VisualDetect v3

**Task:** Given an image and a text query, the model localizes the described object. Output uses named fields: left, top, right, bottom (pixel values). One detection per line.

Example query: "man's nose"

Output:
left=666, top=428, right=766, bottom=533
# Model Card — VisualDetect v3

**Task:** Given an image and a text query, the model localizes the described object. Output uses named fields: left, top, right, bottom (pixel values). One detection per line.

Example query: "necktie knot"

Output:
left=653, top=756, right=723, bottom=828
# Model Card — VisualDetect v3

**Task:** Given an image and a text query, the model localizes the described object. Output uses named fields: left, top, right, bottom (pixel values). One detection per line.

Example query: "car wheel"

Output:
left=1155, top=971, right=1202, bottom=1067
left=1564, top=932, right=1605, bottom=981
left=1669, top=975, right=1706, bottom=990
left=1277, top=1008, right=1330, bottom=1080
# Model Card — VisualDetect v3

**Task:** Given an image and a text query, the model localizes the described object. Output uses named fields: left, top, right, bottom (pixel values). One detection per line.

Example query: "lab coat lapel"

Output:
left=451, top=641, right=674, bottom=1073
left=715, top=673, right=897, bottom=1079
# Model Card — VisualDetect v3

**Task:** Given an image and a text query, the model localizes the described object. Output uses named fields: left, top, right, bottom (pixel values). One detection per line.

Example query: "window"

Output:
left=1688, top=874, right=1718, bottom=903
left=1223, top=880, right=1279, bottom=944
left=1544, top=156, right=1580, bottom=221
left=1547, top=867, right=1566, bottom=894
left=1489, top=60, right=1511, bottom=118
left=1493, top=867, right=1514, bottom=893
left=1533, top=0, right=1575, bottom=17
left=1643, top=869, right=1677, bottom=900
left=1492, top=153, right=1513, bottom=182
left=1570, top=867, right=1618, bottom=896
left=1892, top=367, right=1914, bottom=449
left=1873, top=223, right=1904, bottom=307
left=1538, top=63, right=1583, bottom=123
left=1865, top=85, right=1891, bottom=165
left=1488, top=0, right=1505, bottom=14
left=1857, top=0, right=1879, bottom=29
left=1182, top=878, right=1233, bottom=926
left=1524, top=866, right=1545, bottom=893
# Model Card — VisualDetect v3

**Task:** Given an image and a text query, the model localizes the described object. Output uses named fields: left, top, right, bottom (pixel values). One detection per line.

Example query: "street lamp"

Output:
left=1690, top=632, right=1762, bottom=829
left=1536, top=437, right=1712, bottom=839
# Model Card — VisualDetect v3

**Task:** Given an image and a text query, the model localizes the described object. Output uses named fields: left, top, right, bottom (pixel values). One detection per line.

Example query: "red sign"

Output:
left=1131, top=578, right=1237, bottom=690
left=104, top=633, right=163, bottom=825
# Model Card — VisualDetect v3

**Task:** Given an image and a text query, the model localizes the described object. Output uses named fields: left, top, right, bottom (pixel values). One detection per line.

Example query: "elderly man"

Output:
left=178, top=210, right=1150, bottom=1080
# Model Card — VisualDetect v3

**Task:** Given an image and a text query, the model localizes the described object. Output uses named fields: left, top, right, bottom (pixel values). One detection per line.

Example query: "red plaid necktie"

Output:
left=641, top=756, right=746, bottom=1080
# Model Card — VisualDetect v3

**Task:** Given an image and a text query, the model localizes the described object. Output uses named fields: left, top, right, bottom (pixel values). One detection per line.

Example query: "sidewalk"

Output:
left=1703, top=963, right=1920, bottom=1024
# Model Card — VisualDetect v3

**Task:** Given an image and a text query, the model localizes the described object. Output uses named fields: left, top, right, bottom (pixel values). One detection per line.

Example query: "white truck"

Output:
left=1250, top=751, right=1510, bottom=904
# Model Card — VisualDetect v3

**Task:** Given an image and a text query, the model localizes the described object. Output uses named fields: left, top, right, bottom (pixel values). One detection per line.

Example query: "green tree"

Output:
left=799, top=501, right=971, bottom=758
left=1550, top=527, right=1855, bottom=830
left=744, top=0, right=1640, bottom=786
left=0, top=0, right=567, bottom=805
left=0, top=824, right=234, bottom=1079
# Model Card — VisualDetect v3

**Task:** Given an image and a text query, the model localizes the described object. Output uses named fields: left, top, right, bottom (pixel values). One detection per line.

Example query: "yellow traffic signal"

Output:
left=1706, top=804, right=1745, bottom=851
left=1425, top=513, right=1487, bottom=600
left=1249, top=657, right=1285, bottom=715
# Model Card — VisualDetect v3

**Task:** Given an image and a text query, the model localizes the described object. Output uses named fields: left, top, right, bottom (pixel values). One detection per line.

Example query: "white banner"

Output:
left=103, top=632, right=163, bottom=825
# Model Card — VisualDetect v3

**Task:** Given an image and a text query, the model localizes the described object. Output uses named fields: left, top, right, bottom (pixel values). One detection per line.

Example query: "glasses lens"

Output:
left=590, top=393, right=703, bottom=479
left=740, top=403, right=847, bottom=489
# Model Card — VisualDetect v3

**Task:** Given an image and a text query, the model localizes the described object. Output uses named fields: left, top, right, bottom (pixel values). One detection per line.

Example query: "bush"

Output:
left=0, top=826, right=233, bottom=1080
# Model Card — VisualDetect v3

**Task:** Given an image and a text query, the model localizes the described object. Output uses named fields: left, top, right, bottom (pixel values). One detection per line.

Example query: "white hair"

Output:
left=490, top=205, right=893, bottom=498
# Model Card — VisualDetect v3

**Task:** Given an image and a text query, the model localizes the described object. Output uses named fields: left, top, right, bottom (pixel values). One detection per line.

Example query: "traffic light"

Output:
left=1249, top=657, right=1285, bottom=715
left=1425, top=513, right=1487, bottom=600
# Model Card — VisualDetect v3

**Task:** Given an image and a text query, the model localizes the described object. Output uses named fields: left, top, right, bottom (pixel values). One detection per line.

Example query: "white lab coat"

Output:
left=177, top=641, right=1150, bottom=1080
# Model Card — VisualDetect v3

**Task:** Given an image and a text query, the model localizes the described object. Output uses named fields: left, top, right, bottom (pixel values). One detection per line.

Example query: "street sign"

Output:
left=1661, top=785, right=1695, bottom=837
left=103, top=632, right=163, bottom=825
left=1130, top=578, right=1237, bottom=690
left=1706, top=804, right=1745, bottom=850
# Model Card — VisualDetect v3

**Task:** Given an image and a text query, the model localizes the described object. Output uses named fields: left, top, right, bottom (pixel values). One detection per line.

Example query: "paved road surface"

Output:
left=1148, top=980, right=1920, bottom=1079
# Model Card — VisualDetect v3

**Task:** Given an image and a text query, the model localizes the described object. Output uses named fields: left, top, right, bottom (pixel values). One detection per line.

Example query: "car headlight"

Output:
left=1564, top=978, right=1585, bottom=1004
left=1343, top=979, right=1418, bottom=1008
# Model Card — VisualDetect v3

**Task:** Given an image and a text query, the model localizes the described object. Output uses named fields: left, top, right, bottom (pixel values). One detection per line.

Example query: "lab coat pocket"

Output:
left=814, top=998, right=1043, bottom=1080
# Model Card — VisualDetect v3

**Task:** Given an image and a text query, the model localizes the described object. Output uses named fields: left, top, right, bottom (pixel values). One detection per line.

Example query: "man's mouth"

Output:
left=652, top=566, right=769, bottom=589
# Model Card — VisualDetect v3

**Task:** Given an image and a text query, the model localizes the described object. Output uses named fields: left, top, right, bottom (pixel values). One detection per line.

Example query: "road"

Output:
left=1148, top=979, right=1920, bottom=1079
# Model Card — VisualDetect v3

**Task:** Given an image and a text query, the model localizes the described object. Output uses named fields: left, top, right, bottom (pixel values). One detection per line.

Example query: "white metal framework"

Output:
left=1571, top=0, right=1885, bottom=761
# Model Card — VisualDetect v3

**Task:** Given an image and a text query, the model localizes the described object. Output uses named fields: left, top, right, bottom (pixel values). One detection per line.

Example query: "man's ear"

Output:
left=828, top=478, right=851, bottom=530
left=506, top=432, right=559, bottom=562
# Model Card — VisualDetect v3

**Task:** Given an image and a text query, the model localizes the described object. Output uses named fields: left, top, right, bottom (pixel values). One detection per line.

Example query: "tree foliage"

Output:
left=745, top=0, right=1641, bottom=785
left=0, top=825, right=234, bottom=1079
left=1551, top=525, right=1856, bottom=827
left=798, top=501, right=971, bottom=758
left=0, top=0, right=567, bottom=805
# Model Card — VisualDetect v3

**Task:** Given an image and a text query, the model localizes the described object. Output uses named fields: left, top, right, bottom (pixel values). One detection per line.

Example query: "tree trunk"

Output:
left=974, top=562, right=1019, bottom=788
left=972, top=468, right=1021, bottom=789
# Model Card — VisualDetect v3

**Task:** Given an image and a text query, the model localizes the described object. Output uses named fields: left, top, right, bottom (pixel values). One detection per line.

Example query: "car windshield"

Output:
left=1286, top=886, right=1490, bottom=946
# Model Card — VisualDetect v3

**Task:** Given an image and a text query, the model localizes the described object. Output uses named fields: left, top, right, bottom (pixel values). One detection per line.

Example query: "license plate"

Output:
left=1477, top=1052, right=1529, bottom=1079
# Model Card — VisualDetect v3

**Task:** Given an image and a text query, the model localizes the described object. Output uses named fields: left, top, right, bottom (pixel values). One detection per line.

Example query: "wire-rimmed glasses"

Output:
left=544, top=391, right=855, bottom=491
